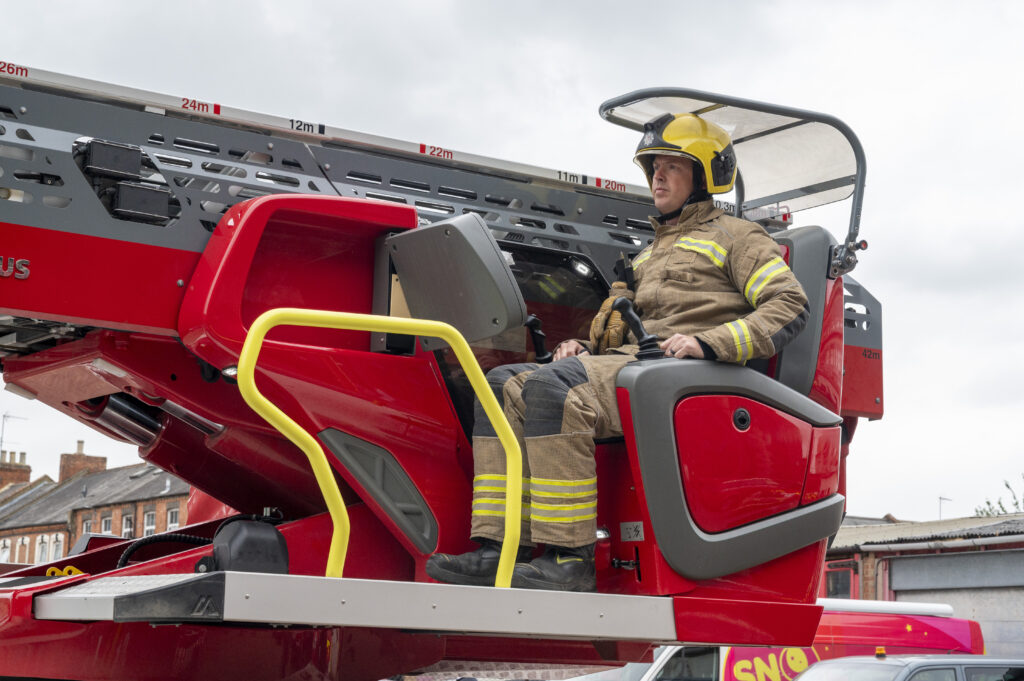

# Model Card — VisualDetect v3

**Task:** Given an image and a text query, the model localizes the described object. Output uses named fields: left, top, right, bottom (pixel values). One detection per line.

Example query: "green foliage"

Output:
left=975, top=474, right=1024, bottom=517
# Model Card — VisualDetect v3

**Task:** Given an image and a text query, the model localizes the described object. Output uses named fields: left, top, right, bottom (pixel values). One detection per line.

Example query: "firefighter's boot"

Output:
left=425, top=538, right=531, bottom=586
left=510, top=543, right=596, bottom=592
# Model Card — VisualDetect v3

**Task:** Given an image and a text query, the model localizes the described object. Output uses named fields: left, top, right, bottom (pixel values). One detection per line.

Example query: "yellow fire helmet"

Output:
left=634, top=113, right=737, bottom=194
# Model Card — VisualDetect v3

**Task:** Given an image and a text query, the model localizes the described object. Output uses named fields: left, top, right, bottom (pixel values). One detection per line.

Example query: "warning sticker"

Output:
left=620, top=521, right=644, bottom=542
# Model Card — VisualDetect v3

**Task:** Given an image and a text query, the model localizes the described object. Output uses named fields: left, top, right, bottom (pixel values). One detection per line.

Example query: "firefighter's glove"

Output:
left=589, top=282, right=635, bottom=355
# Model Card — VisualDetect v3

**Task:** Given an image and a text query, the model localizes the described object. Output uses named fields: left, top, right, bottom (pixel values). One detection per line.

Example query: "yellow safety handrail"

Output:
left=237, top=308, right=522, bottom=586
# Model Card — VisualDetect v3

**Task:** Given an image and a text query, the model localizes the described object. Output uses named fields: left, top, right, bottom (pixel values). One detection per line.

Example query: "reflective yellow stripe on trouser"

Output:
left=470, top=437, right=532, bottom=543
left=530, top=476, right=598, bottom=529
left=525, top=434, right=599, bottom=548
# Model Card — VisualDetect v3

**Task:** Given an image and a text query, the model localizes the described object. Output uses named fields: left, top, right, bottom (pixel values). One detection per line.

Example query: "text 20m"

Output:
left=0, top=62, right=29, bottom=78
left=598, top=178, right=626, bottom=192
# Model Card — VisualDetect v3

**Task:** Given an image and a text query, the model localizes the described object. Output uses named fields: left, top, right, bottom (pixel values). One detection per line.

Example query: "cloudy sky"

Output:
left=1, top=1, right=1022, bottom=521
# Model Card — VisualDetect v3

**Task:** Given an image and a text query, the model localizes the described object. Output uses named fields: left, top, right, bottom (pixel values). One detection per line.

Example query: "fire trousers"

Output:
left=470, top=353, right=634, bottom=548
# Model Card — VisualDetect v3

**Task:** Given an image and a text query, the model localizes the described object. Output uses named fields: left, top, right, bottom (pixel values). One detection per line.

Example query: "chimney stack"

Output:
left=0, top=448, right=31, bottom=487
left=58, top=441, right=107, bottom=483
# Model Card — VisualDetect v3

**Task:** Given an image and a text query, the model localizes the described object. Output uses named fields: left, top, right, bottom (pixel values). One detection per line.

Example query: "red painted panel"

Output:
left=675, top=395, right=811, bottom=533
left=253, top=345, right=471, bottom=562
left=612, top=390, right=698, bottom=597
left=0, top=220, right=199, bottom=334
left=673, top=596, right=822, bottom=647
left=814, top=609, right=983, bottom=653
left=721, top=608, right=984, bottom=681
left=178, top=194, right=417, bottom=371
left=615, top=389, right=826, bottom=605
left=841, top=344, right=884, bottom=419
left=808, top=277, right=845, bottom=414
left=800, top=426, right=841, bottom=506
left=187, top=487, right=237, bottom=523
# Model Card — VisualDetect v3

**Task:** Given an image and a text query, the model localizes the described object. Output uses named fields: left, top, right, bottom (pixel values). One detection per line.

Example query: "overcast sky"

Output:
left=1, top=1, right=1022, bottom=522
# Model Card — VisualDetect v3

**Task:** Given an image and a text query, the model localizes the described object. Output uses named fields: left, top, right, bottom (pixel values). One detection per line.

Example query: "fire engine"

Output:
left=0, top=63, right=883, bottom=680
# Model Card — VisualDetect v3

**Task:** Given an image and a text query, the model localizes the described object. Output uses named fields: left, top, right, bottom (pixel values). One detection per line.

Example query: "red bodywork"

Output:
left=722, top=608, right=984, bottom=681
left=0, top=195, right=861, bottom=680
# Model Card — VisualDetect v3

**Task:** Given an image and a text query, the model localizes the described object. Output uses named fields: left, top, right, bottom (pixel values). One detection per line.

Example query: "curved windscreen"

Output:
left=600, top=91, right=860, bottom=214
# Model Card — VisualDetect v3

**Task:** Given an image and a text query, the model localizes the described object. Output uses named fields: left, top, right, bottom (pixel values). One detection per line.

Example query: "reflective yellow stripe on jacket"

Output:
left=727, top=319, right=753, bottom=363
left=632, top=248, right=653, bottom=268
left=744, top=256, right=789, bottom=307
left=675, top=236, right=727, bottom=268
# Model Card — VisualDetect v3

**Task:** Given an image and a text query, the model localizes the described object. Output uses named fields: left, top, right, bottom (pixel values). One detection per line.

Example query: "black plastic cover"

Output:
left=212, top=521, right=289, bottom=575
left=84, top=139, right=141, bottom=180
left=113, top=182, right=171, bottom=223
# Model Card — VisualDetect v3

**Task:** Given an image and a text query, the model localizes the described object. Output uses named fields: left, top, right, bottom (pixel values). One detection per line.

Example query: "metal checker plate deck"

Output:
left=34, top=571, right=679, bottom=641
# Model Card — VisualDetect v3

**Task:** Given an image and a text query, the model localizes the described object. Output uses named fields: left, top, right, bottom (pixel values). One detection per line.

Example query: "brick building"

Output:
left=68, top=462, right=189, bottom=545
left=0, top=441, right=190, bottom=567
left=825, top=513, right=1024, bottom=657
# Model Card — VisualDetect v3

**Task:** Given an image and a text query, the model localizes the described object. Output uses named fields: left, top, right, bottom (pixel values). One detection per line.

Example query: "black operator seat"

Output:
left=612, top=222, right=844, bottom=583
left=771, top=225, right=838, bottom=396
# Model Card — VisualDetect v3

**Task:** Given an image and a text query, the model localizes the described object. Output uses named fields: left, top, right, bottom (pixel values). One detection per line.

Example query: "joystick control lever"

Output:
left=524, top=314, right=553, bottom=364
left=611, top=297, right=666, bottom=361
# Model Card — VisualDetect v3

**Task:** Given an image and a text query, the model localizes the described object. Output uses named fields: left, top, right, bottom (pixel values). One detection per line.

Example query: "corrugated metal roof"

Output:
left=0, top=464, right=189, bottom=530
left=832, top=513, right=1024, bottom=551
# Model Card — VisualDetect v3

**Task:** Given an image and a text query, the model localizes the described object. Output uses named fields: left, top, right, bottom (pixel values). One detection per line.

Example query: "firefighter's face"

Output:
left=651, top=155, right=695, bottom=214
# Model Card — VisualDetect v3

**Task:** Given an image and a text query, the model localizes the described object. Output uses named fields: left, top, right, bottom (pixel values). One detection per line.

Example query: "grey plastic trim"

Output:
left=616, top=360, right=843, bottom=580
left=370, top=230, right=404, bottom=352
left=772, top=226, right=836, bottom=396
left=386, top=213, right=527, bottom=351
left=843, top=274, right=883, bottom=350
left=319, top=428, right=438, bottom=553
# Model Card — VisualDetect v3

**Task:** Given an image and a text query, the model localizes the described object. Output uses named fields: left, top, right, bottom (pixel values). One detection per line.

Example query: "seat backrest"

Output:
left=771, top=225, right=836, bottom=396
left=386, top=213, right=527, bottom=351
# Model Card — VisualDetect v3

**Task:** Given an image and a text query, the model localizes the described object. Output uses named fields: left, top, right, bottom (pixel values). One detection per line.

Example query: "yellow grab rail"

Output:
left=237, top=308, right=523, bottom=587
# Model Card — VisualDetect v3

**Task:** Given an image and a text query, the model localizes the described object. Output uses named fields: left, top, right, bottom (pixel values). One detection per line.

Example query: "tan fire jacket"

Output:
left=623, top=199, right=809, bottom=363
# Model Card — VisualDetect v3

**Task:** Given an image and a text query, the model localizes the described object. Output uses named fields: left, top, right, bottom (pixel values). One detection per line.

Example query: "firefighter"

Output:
left=426, top=113, right=810, bottom=591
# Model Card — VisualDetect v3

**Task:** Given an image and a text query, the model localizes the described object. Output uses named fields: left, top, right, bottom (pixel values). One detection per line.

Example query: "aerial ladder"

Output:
left=0, top=62, right=882, bottom=680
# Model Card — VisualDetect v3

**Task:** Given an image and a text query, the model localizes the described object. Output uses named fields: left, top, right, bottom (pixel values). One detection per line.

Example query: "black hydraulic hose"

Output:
left=116, top=533, right=211, bottom=568
left=114, top=512, right=284, bottom=569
